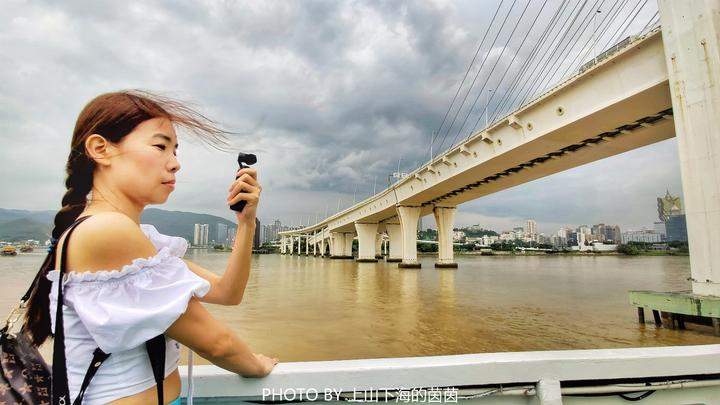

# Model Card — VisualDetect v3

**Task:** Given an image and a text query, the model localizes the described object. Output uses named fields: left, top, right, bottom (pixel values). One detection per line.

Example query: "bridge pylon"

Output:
left=434, top=206, right=459, bottom=269
left=355, top=222, right=379, bottom=262
left=384, top=222, right=402, bottom=262
left=397, top=205, right=422, bottom=268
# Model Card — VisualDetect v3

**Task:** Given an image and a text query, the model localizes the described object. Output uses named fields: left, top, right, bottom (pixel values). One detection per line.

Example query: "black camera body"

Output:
left=230, top=152, right=257, bottom=213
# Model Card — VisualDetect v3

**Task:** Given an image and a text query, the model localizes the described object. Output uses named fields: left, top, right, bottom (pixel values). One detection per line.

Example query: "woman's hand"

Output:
left=250, top=353, right=279, bottom=377
left=227, top=167, right=261, bottom=225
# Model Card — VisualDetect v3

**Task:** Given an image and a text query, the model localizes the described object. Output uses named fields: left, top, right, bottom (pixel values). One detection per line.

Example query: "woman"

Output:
left=22, top=90, right=279, bottom=404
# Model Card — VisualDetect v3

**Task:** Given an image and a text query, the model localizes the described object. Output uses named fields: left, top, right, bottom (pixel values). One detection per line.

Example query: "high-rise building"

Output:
left=193, top=223, right=209, bottom=246
left=526, top=219, right=537, bottom=241
left=228, top=227, right=237, bottom=245
left=253, top=218, right=261, bottom=249
left=657, top=190, right=683, bottom=221
left=666, top=214, right=688, bottom=242
left=655, top=190, right=687, bottom=242
left=622, top=230, right=663, bottom=243
left=578, top=225, right=591, bottom=238
left=591, top=223, right=606, bottom=242
left=262, top=219, right=285, bottom=243
left=604, top=225, right=622, bottom=243
left=653, top=221, right=667, bottom=237
left=217, top=223, right=229, bottom=246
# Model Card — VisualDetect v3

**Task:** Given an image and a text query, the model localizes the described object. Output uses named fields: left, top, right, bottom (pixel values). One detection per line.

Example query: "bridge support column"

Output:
left=330, top=232, right=352, bottom=259
left=385, top=223, right=402, bottom=262
left=397, top=206, right=421, bottom=268
left=320, top=236, right=327, bottom=256
left=374, top=233, right=383, bottom=259
left=660, top=0, right=720, bottom=296
left=434, top=206, right=458, bottom=268
left=330, top=232, right=342, bottom=258
left=354, top=223, right=379, bottom=262
left=305, top=234, right=310, bottom=255
left=313, top=232, right=317, bottom=256
left=280, top=236, right=286, bottom=254
left=295, top=236, right=300, bottom=255
left=343, top=233, right=355, bottom=258
left=289, top=236, right=294, bottom=254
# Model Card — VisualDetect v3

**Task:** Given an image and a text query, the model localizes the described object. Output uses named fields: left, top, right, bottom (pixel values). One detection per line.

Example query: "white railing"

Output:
left=180, top=344, right=720, bottom=404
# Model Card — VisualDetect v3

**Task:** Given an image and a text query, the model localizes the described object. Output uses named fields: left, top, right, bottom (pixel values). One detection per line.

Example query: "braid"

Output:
left=23, top=147, right=94, bottom=346
left=52, top=148, right=94, bottom=239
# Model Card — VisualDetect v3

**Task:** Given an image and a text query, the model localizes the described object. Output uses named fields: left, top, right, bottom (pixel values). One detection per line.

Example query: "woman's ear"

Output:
left=85, top=134, right=113, bottom=167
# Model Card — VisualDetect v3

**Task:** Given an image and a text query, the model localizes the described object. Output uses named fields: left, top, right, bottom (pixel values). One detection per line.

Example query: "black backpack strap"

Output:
left=51, top=215, right=93, bottom=405
left=72, top=348, right=111, bottom=405
left=146, top=334, right=166, bottom=404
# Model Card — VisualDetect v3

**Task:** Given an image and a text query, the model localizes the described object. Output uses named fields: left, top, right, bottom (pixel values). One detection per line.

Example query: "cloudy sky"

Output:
left=1, top=0, right=676, bottom=234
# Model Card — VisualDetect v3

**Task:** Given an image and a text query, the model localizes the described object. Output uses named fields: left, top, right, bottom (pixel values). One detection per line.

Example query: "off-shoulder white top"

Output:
left=47, top=224, right=210, bottom=405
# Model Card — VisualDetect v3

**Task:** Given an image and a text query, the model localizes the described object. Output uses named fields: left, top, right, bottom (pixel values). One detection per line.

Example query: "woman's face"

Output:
left=105, top=117, right=180, bottom=205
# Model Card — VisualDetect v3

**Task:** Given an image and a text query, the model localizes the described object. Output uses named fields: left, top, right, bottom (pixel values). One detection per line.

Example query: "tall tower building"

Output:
left=526, top=219, right=537, bottom=240
left=194, top=223, right=209, bottom=246
left=657, top=190, right=683, bottom=221
left=217, top=223, right=229, bottom=246
left=656, top=190, right=687, bottom=242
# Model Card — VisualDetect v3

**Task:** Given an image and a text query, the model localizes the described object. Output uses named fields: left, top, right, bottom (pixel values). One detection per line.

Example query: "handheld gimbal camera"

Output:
left=230, top=152, right=257, bottom=213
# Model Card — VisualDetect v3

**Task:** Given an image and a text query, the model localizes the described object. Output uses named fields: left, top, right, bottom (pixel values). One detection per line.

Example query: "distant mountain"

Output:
left=0, top=208, right=56, bottom=227
left=0, top=207, right=236, bottom=243
left=0, top=217, right=52, bottom=242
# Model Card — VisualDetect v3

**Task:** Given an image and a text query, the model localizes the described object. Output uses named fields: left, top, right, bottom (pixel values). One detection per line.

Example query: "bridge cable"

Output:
left=431, top=0, right=522, bottom=156
left=605, top=0, right=651, bottom=48
left=428, top=0, right=506, bottom=159
left=469, top=0, right=572, bottom=136
left=552, top=0, right=632, bottom=85
left=485, top=0, right=591, bottom=124
left=597, top=0, right=647, bottom=54
left=447, top=0, right=551, bottom=149
left=515, top=0, right=605, bottom=108
left=484, top=0, right=582, bottom=126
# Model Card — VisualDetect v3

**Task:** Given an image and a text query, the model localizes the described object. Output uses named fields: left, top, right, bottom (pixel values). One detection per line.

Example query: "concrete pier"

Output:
left=433, top=206, right=458, bottom=268
left=397, top=206, right=421, bottom=268
left=385, top=223, right=402, bottom=262
left=355, top=223, right=379, bottom=262
left=374, top=233, right=383, bottom=259
left=330, top=232, right=353, bottom=259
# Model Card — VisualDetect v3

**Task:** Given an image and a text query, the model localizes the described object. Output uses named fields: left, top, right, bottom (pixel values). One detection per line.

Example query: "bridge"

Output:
left=282, top=28, right=672, bottom=261
left=279, top=2, right=719, bottom=301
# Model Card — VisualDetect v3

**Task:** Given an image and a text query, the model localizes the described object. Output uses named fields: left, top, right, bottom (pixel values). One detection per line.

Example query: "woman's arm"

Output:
left=166, top=297, right=277, bottom=377
left=183, top=222, right=255, bottom=306
left=183, top=166, right=261, bottom=305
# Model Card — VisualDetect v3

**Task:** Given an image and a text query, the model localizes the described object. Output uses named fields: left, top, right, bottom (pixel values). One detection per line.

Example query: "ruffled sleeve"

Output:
left=139, top=224, right=189, bottom=257
left=47, top=247, right=210, bottom=353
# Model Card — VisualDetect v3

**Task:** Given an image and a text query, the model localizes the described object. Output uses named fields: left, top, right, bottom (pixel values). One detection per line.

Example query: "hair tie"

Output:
left=47, top=237, right=59, bottom=254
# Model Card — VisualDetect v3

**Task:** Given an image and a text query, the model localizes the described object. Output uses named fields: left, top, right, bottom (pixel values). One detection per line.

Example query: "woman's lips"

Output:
left=162, top=180, right=175, bottom=189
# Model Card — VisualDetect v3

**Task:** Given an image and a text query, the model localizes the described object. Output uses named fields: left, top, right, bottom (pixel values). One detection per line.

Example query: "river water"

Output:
left=0, top=251, right=717, bottom=365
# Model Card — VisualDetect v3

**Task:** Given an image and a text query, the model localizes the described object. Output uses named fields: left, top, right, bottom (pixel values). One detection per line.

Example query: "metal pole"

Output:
left=484, top=89, right=493, bottom=129
left=430, top=131, right=435, bottom=160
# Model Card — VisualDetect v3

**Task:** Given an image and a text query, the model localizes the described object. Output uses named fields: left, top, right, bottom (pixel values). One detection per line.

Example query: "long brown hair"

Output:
left=23, top=90, right=233, bottom=346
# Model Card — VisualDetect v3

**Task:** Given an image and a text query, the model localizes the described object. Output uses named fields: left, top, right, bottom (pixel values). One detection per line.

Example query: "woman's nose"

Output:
left=169, top=156, right=181, bottom=173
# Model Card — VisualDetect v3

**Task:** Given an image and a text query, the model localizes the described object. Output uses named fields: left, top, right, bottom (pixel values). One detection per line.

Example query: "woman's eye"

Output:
left=154, top=144, right=166, bottom=151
